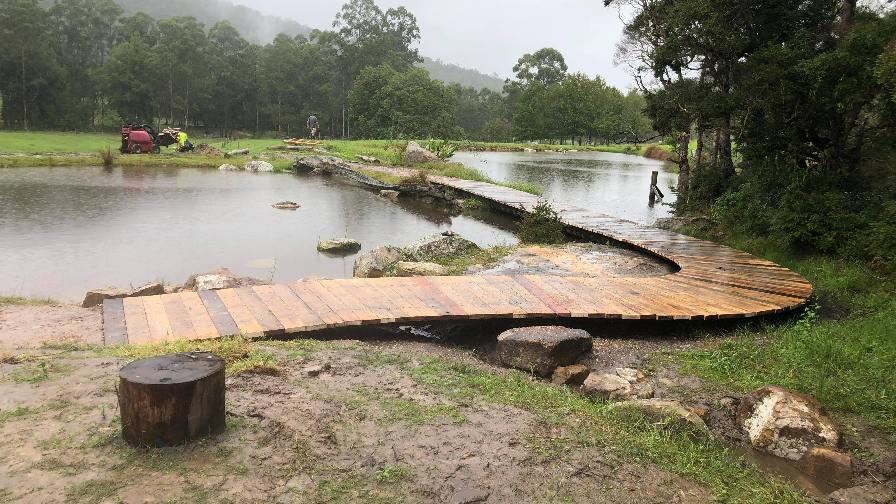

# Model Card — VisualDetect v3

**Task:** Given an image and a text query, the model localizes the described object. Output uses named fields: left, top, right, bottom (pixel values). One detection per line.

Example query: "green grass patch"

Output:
left=428, top=245, right=516, bottom=275
left=663, top=227, right=896, bottom=432
left=6, top=360, right=73, bottom=384
left=375, top=464, right=411, bottom=484
left=0, top=295, right=57, bottom=307
left=517, top=200, right=566, bottom=244
left=0, top=400, right=70, bottom=425
left=359, top=168, right=403, bottom=186
left=102, top=336, right=279, bottom=376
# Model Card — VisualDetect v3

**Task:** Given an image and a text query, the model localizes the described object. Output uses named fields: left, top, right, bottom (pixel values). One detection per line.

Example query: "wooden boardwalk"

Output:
left=102, top=176, right=813, bottom=346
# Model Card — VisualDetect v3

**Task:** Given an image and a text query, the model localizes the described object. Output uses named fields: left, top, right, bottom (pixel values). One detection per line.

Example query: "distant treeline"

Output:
left=0, top=0, right=655, bottom=144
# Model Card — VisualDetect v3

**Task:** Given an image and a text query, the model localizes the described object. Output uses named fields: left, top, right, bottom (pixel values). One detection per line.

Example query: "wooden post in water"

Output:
left=649, top=171, right=660, bottom=206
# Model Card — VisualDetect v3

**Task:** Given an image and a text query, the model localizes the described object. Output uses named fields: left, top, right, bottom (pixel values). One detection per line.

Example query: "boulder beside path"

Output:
left=496, top=326, right=592, bottom=377
left=404, top=140, right=440, bottom=164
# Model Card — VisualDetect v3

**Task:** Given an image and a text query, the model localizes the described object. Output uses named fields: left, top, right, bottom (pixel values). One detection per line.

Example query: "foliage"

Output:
left=424, top=139, right=456, bottom=159
left=349, top=65, right=458, bottom=139
left=612, top=0, right=896, bottom=263
left=517, top=200, right=566, bottom=244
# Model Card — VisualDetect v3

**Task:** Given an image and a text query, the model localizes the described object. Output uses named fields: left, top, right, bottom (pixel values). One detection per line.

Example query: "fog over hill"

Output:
left=99, top=0, right=508, bottom=91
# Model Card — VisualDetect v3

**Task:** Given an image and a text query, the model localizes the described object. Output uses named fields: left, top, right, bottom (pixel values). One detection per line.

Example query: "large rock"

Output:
left=404, top=140, right=440, bottom=164
left=82, top=287, right=129, bottom=308
left=379, top=190, right=400, bottom=200
left=624, top=399, right=710, bottom=434
left=217, top=163, right=240, bottom=171
left=184, top=268, right=242, bottom=291
left=81, top=282, right=164, bottom=308
left=395, top=261, right=449, bottom=277
left=800, top=447, right=854, bottom=488
left=244, top=160, right=274, bottom=172
left=736, top=385, right=840, bottom=460
left=317, top=238, right=362, bottom=254
left=496, top=326, right=592, bottom=377
left=582, top=372, right=633, bottom=401
left=353, top=246, right=404, bottom=278
left=828, top=484, right=896, bottom=504
left=406, top=231, right=480, bottom=262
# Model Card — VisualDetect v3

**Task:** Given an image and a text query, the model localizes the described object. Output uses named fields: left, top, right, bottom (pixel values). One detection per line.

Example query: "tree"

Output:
left=349, top=65, right=457, bottom=139
left=152, top=17, right=208, bottom=127
left=203, top=21, right=257, bottom=136
left=512, top=48, right=568, bottom=88
left=0, top=0, right=61, bottom=129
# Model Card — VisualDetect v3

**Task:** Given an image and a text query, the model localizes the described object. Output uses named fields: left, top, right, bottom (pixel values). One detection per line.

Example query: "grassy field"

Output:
left=659, top=226, right=896, bottom=434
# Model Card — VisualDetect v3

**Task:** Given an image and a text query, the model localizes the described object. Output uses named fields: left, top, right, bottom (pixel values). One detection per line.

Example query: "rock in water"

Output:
left=353, top=246, right=404, bottom=278
left=404, top=140, right=440, bottom=164
left=244, top=160, right=274, bottom=172
left=406, top=231, right=480, bottom=262
left=379, top=189, right=400, bottom=200
left=317, top=238, right=362, bottom=254
left=218, top=163, right=240, bottom=171
left=800, top=447, right=854, bottom=488
left=736, top=385, right=840, bottom=460
left=395, top=261, right=450, bottom=277
left=272, top=201, right=300, bottom=210
left=496, top=326, right=592, bottom=377
left=551, top=364, right=590, bottom=386
left=582, top=372, right=633, bottom=400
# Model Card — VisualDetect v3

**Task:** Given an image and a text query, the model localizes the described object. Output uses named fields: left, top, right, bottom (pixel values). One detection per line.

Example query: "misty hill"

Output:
left=103, top=0, right=507, bottom=92
left=418, top=58, right=506, bottom=92
left=113, top=0, right=311, bottom=43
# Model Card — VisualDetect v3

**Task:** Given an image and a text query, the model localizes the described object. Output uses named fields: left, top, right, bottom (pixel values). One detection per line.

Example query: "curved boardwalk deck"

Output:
left=102, top=175, right=813, bottom=346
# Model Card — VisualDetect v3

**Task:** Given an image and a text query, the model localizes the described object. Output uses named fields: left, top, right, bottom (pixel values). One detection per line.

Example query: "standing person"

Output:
left=307, top=114, right=319, bottom=139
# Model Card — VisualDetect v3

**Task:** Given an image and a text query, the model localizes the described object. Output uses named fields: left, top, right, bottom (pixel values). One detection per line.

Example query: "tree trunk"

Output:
left=694, top=125, right=705, bottom=171
left=712, top=129, right=721, bottom=166
left=21, top=47, right=28, bottom=131
left=676, top=131, right=691, bottom=199
left=118, top=352, right=225, bottom=448
left=720, top=116, right=734, bottom=179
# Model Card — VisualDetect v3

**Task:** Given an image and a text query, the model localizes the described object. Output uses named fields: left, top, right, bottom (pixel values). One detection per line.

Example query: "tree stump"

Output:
left=118, top=352, right=225, bottom=448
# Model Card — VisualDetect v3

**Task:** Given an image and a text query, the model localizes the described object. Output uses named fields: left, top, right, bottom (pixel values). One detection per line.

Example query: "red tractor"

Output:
left=120, top=124, right=193, bottom=154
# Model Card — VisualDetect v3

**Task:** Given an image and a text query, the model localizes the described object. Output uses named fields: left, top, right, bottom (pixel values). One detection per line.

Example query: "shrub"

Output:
left=99, top=146, right=115, bottom=167
left=425, top=139, right=457, bottom=160
left=517, top=200, right=566, bottom=244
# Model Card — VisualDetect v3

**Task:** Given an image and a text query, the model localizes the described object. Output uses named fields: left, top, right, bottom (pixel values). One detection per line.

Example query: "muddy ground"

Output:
left=1, top=243, right=894, bottom=503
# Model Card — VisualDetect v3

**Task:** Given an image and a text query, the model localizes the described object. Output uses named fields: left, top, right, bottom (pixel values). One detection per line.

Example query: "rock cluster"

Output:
left=581, top=368, right=654, bottom=400
left=352, top=232, right=481, bottom=278
left=244, top=160, right=274, bottom=172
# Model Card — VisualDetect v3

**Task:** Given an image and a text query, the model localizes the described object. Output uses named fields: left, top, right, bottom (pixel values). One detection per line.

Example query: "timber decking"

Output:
left=102, top=176, right=813, bottom=345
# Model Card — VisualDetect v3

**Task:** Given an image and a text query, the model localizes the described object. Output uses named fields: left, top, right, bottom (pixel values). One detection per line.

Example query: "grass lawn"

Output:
left=659, top=227, right=896, bottom=433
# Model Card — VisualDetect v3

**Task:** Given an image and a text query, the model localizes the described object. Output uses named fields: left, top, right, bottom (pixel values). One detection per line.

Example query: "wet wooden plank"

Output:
left=102, top=298, right=128, bottom=346
left=161, top=293, right=196, bottom=340
left=290, top=281, right=345, bottom=327
left=269, top=284, right=327, bottom=330
left=179, top=291, right=220, bottom=340
left=198, top=290, right=240, bottom=337
left=122, top=297, right=152, bottom=345
left=142, top=295, right=174, bottom=342
left=236, top=287, right=285, bottom=335
left=214, top=289, right=264, bottom=337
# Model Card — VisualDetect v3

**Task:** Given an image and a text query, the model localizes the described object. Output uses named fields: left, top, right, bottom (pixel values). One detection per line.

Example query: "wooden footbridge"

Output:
left=102, top=175, right=813, bottom=346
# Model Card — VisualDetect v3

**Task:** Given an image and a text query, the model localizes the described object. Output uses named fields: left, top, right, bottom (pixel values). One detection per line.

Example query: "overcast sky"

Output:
left=232, top=0, right=635, bottom=90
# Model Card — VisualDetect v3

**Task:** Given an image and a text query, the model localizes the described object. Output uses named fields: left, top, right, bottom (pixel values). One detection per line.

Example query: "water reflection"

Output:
left=0, top=166, right=518, bottom=301
left=453, top=151, right=677, bottom=224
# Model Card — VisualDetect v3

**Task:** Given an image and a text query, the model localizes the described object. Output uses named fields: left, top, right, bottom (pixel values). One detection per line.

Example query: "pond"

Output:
left=452, top=150, right=677, bottom=224
left=0, top=166, right=517, bottom=302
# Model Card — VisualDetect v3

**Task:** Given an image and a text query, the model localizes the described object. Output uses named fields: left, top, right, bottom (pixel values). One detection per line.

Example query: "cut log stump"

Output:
left=118, top=352, right=225, bottom=448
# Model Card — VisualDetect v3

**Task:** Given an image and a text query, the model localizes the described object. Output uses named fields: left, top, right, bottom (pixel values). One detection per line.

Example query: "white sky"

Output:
left=233, top=0, right=635, bottom=89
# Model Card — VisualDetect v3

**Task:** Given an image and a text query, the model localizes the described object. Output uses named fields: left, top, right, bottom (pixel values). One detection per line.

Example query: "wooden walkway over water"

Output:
left=102, top=176, right=813, bottom=345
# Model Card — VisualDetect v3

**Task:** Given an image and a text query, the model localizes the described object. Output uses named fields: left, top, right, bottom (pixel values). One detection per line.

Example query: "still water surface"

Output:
left=453, top=150, right=676, bottom=224
left=1, top=151, right=675, bottom=302
left=0, top=166, right=517, bottom=301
